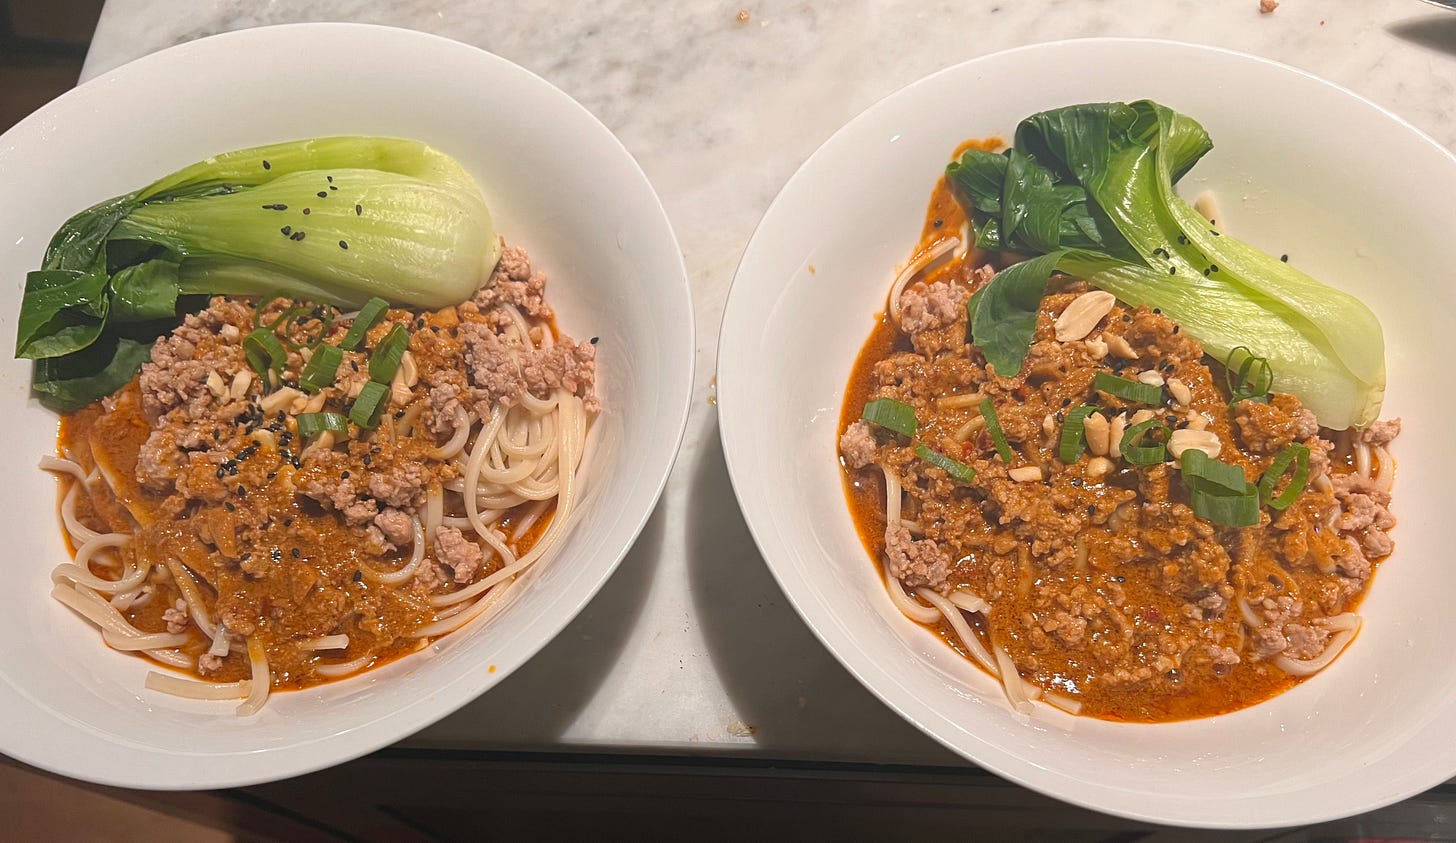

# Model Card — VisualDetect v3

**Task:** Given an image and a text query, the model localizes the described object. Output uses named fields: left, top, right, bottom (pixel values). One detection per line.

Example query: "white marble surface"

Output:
left=81, top=0, right=1456, bottom=765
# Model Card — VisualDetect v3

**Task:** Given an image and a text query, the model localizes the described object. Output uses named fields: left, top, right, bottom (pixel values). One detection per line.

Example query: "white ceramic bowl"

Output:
left=0, top=24, right=693, bottom=789
left=719, top=38, right=1453, bottom=829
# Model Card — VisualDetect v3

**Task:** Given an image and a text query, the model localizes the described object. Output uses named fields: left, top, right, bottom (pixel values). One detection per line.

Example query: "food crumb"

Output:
left=1259, top=0, right=1278, bottom=13
left=737, top=8, right=750, bottom=22
left=727, top=720, right=757, bottom=737
left=488, top=664, right=497, bottom=674
left=808, top=264, right=817, bottom=275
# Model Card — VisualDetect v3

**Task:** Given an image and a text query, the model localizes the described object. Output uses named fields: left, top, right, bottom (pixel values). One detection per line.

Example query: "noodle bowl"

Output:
left=45, top=243, right=596, bottom=715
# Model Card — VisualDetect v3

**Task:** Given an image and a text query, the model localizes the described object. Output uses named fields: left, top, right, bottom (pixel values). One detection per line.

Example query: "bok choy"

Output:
left=16, top=137, right=501, bottom=412
left=951, top=101, right=1385, bottom=429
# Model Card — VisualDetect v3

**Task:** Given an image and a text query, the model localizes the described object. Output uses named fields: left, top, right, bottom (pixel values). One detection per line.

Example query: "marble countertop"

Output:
left=83, top=0, right=1456, bottom=767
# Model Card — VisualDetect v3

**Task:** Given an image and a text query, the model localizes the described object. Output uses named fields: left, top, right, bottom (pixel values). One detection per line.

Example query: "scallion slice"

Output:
left=1179, top=448, right=1248, bottom=493
left=862, top=397, right=918, bottom=437
left=368, top=324, right=410, bottom=384
left=979, top=398, right=1013, bottom=463
left=299, top=343, right=343, bottom=393
left=350, top=380, right=390, bottom=429
left=1093, top=371, right=1163, bottom=405
left=338, top=297, right=389, bottom=351
left=242, top=327, right=287, bottom=382
left=1225, top=346, right=1273, bottom=405
left=1257, top=443, right=1311, bottom=510
left=1058, top=405, right=1098, bottom=464
left=1120, top=418, right=1169, bottom=466
left=914, top=443, right=976, bottom=484
left=1191, top=481, right=1261, bottom=527
left=297, top=411, right=349, bottom=439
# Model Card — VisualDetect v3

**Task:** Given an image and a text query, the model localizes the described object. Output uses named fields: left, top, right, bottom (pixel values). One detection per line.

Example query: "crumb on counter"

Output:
left=1260, top=0, right=1278, bottom=12
left=737, top=8, right=750, bottom=22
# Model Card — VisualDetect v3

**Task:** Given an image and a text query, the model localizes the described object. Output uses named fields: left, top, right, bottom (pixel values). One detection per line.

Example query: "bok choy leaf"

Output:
left=15, top=137, right=501, bottom=412
left=956, top=100, right=1385, bottom=429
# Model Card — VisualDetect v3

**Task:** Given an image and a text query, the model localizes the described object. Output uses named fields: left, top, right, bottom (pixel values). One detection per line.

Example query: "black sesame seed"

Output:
left=302, top=208, right=311, bottom=215
left=1203, top=268, right=1211, bottom=276
left=329, top=185, right=338, bottom=191
left=215, top=467, right=225, bottom=480
left=362, top=453, right=371, bottom=466
left=291, top=231, right=306, bottom=241
left=240, top=552, right=251, bottom=561
left=590, top=336, right=599, bottom=345
left=1122, top=315, right=1132, bottom=323
left=280, top=225, right=292, bottom=236
left=1280, top=254, right=1289, bottom=263
left=1168, top=266, right=1177, bottom=275
left=271, top=547, right=282, bottom=563
left=353, top=570, right=363, bottom=582
left=1209, top=264, right=1219, bottom=273
left=1152, top=308, right=1161, bottom=314
left=317, top=191, right=328, bottom=199
left=284, top=517, right=293, bottom=527
left=339, top=240, right=349, bottom=250
left=1173, top=326, right=1180, bottom=334
left=1210, top=230, right=1221, bottom=237
left=1087, top=505, right=1096, bottom=517
left=1113, top=575, right=1126, bottom=582
left=262, top=160, right=271, bottom=170
left=341, top=470, right=350, bottom=479
left=1070, top=477, right=1083, bottom=487
left=933, top=219, right=943, bottom=228
left=327, top=175, right=333, bottom=183
left=237, top=485, right=246, bottom=496
left=1177, top=235, right=1188, bottom=244
left=224, top=501, right=236, bottom=512
left=291, top=548, right=301, bottom=559
left=267, top=472, right=277, bottom=480
left=355, top=204, right=363, bottom=216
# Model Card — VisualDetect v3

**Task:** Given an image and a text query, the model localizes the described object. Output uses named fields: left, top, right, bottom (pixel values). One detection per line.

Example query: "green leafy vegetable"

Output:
left=16, top=137, right=501, bottom=412
left=952, top=100, right=1384, bottom=429
left=31, top=336, right=152, bottom=413
left=862, top=397, right=918, bottom=437
left=914, top=444, right=976, bottom=484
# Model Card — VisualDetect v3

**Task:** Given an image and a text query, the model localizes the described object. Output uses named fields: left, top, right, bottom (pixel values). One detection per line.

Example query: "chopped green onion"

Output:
left=1191, top=481, right=1261, bottom=527
left=1225, top=346, right=1273, bottom=405
left=1179, top=448, right=1248, bottom=493
left=350, top=381, right=390, bottom=429
left=1120, top=418, right=1169, bottom=466
left=242, top=327, right=287, bottom=382
left=1093, top=371, right=1163, bottom=405
left=1257, top=443, right=1310, bottom=510
left=297, top=411, right=349, bottom=439
left=979, top=398, right=1013, bottom=463
left=299, top=343, right=343, bottom=393
left=1058, top=405, right=1098, bottom=464
left=914, top=443, right=976, bottom=484
left=339, top=297, right=389, bottom=351
left=862, top=397, right=918, bottom=437
left=368, top=324, right=410, bottom=384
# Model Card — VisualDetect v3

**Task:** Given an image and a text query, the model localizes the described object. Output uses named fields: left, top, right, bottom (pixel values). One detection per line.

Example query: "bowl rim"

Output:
left=717, top=35, right=1456, bottom=829
left=0, top=21, right=695, bottom=789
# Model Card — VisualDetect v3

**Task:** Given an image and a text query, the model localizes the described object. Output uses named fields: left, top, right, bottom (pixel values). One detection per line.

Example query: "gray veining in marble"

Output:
left=79, top=0, right=1456, bottom=764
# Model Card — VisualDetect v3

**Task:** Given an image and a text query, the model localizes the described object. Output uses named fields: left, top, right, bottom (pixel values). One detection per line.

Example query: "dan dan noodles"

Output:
left=839, top=102, right=1399, bottom=722
left=19, top=139, right=597, bottom=715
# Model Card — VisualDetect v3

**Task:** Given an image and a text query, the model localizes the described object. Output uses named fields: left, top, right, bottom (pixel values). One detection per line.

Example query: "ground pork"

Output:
left=162, top=599, right=190, bottom=634
left=434, top=527, right=485, bottom=583
left=374, top=508, right=414, bottom=548
left=1362, top=418, right=1401, bottom=446
left=899, top=281, right=966, bottom=335
left=1233, top=394, right=1316, bottom=454
left=473, top=245, right=553, bottom=319
left=883, top=523, right=949, bottom=592
left=839, top=420, right=878, bottom=469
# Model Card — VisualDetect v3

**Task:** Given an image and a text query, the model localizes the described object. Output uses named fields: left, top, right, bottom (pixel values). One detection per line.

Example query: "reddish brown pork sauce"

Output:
left=839, top=169, right=1385, bottom=722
